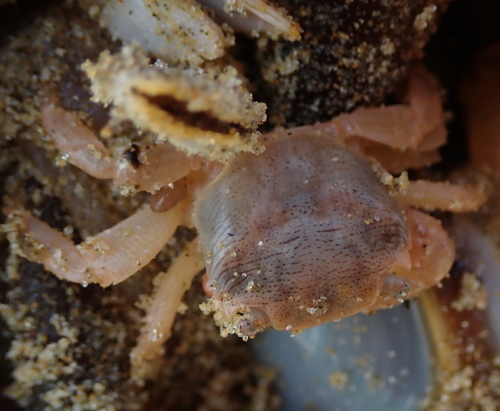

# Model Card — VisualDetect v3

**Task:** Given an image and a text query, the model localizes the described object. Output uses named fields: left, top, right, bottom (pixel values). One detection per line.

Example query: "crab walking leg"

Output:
left=405, top=64, right=444, bottom=134
left=150, top=178, right=187, bottom=212
left=113, top=143, right=193, bottom=193
left=41, top=89, right=193, bottom=192
left=313, top=66, right=445, bottom=151
left=393, top=180, right=486, bottom=213
left=266, top=110, right=419, bottom=150
left=130, top=240, right=204, bottom=377
left=7, top=210, right=93, bottom=284
left=329, top=105, right=423, bottom=150
left=40, top=90, right=115, bottom=179
left=7, top=203, right=184, bottom=287
left=77, top=204, right=184, bottom=286
left=416, top=122, right=447, bottom=152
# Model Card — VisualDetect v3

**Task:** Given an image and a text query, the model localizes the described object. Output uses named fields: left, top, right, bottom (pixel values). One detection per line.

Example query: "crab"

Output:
left=4, top=47, right=485, bottom=377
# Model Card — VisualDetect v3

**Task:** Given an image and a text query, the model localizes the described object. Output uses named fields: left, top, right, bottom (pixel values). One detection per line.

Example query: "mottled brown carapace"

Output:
left=196, top=131, right=452, bottom=337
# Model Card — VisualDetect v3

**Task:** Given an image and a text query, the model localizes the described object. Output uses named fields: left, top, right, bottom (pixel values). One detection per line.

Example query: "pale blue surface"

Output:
left=251, top=303, right=432, bottom=411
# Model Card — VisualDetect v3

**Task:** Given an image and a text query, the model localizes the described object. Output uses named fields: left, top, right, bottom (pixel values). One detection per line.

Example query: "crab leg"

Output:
left=310, top=65, right=445, bottom=151
left=40, top=89, right=193, bottom=192
left=6, top=203, right=184, bottom=287
left=393, top=180, right=486, bottom=213
left=8, top=210, right=92, bottom=283
left=330, top=105, right=423, bottom=150
left=113, top=143, right=193, bottom=193
left=405, top=64, right=443, bottom=134
left=40, top=90, right=115, bottom=179
left=131, top=240, right=204, bottom=378
left=150, top=179, right=187, bottom=212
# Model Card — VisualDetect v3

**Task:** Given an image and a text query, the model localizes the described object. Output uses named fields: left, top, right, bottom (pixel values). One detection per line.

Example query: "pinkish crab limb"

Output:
left=312, top=65, right=445, bottom=153
left=150, top=179, right=188, bottom=212
left=262, top=69, right=445, bottom=168
left=404, top=64, right=444, bottom=134
left=394, top=180, right=486, bottom=212
left=40, top=90, right=114, bottom=179
left=416, top=123, right=447, bottom=152
left=6, top=203, right=185, bottom=287
left=348, top=139, right=443, bottom=175
left=331, top=118, right=447, bottom=175
left=40, top=90, right=194, bottom=193
left=112, top=143, right=194, bottom=193
left=265, top=98, right=445, bottom=174
left=130, top=240, right=204, bottom=378
left=331, top=105, right=423, bottom=150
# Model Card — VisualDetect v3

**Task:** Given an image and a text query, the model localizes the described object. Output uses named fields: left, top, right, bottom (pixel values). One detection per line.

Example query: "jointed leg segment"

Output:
left=6, top=202, right=185, bottom=287
left=131, top=240, right=204, bottom=379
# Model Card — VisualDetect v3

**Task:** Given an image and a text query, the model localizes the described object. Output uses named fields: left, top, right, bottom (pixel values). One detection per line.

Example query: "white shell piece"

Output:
left=250, top=304, right=432, bottom=411
left=100, top=0, right=226, bottom=64
left=198, top=0, right=300, bottom=40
